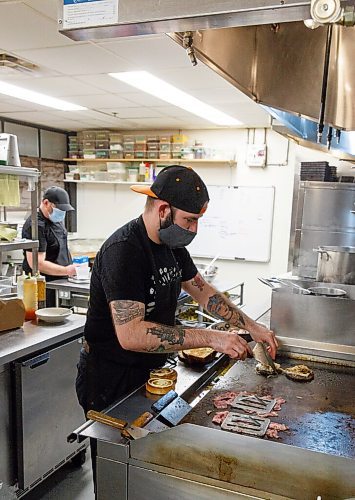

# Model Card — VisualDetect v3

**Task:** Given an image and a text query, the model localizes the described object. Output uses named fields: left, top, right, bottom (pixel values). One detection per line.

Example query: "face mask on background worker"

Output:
left=49, top=207, right=66, bottom=223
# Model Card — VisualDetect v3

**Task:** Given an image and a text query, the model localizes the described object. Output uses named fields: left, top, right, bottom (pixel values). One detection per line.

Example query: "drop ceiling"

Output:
left=0, top=0, right=271, bottom=131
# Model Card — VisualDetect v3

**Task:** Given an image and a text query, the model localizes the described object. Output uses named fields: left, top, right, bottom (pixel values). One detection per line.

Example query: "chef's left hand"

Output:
left=249, top=323, right=278, bottom=359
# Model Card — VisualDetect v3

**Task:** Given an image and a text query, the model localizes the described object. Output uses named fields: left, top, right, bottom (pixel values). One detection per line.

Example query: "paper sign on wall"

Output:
left=247, top=143, right=267, bottom=167
left=62, top=0, right=118, bottom=30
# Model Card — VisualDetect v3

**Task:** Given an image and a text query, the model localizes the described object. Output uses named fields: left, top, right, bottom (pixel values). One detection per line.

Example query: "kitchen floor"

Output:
left=25, top=448, right=94, bottom=500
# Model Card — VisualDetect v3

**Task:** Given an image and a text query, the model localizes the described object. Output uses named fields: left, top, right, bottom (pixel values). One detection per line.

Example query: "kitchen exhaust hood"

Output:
left=58, top=0, right=355, bottom=158
left=58, top=1, right=313, bottom=40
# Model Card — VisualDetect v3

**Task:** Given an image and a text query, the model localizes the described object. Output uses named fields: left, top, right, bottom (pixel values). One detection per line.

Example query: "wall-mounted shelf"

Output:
left=0, top=165, right=40, bottom=179
left=0, top=239, right=39, bottom=252
left=63, top=158, right=235, bottom=164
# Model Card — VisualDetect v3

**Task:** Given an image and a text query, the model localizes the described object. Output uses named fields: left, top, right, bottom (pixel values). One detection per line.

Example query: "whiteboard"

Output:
left=189, top=185, right=275, bottom=262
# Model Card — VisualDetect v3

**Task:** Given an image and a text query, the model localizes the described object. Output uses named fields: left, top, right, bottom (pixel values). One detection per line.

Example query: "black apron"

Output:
left=76, top=217, right=182, bottom=414
left=46, top=222, right=72, bottom=306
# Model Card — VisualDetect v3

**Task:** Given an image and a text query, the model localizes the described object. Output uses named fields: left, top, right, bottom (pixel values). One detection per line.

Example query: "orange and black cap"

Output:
left=131, top=165, right=209, bottom=215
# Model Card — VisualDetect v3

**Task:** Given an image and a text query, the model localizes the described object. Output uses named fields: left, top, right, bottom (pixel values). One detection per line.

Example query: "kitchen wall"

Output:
left=75, top=127, right=296, bottom=318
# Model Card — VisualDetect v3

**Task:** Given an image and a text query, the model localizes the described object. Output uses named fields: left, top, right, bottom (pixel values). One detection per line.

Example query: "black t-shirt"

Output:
left=84, top=216, right=197, bottom=367
left=22, top=210, right=67, bottom=280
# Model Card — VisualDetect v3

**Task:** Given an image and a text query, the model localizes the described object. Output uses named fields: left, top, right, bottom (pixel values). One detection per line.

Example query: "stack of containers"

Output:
left=109, top=133, right=123, bottom=159
left=123, top=135, right=135, bottom=159
left=68, top=135, right=79, bottom=159
left=134, top=135, right=147, bottom=159
left=82, top=131, right=96, bottom=159
left=95, top=130, right=110, bottom=160
left=171, top=134, right=185, bottom=160
left=159, top=135, right=172, bottom=160
left=146, top=135, right=160, bottom=159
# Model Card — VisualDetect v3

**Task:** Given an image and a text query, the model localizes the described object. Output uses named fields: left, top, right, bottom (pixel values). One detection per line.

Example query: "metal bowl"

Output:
left=197, top=264, right=218, bottom=282
left=308, top=286, right=347, bottom=297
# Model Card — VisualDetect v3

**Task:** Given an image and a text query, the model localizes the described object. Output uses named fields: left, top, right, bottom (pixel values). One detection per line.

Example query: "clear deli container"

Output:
left=127, top=168, right=138, bottom=182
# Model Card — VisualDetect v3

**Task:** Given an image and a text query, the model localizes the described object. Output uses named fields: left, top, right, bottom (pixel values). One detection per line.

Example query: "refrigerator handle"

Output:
left=22, top=353, right=50, bottom=369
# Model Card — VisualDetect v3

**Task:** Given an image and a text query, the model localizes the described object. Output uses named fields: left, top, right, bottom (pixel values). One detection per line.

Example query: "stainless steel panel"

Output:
left=0, top=364, right=15, bottom=488
left=97, top=440, right=129, bottom=463
left=270, top=288, right=355, bottom=345
left=97, top=458, right=127, bottom=500
left=130, top=423, right=355, bottom=499
left=128, top=465, right=255, bottom=500
left=302, top=184, right=355, bottom=232
left=59, top=0, right=311, bottom=40
left=172, top=22, right=355, bottom=131
left=295, top=229, right=355, bottom=278
left=4, top=122, right=39, bottom=158
left=14, top=338, right=85, bottom=490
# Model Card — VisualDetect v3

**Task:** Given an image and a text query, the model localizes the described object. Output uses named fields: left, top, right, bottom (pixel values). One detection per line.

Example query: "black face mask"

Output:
left=158, top=210, right=197, bottom=249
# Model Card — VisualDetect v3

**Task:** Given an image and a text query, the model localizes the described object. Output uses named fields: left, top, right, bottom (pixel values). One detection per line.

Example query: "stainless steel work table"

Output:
left=46, top=277, right=244, bottom=308
left=0, top=314, right=86, bottom=366
left=46, top=279, right=90, bottom=307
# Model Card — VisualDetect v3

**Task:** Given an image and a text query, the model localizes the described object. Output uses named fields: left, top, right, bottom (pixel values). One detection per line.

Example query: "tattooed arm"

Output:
left=109, top=299, right=252, bottom=359
left=182, top=272, right=278, bottom=358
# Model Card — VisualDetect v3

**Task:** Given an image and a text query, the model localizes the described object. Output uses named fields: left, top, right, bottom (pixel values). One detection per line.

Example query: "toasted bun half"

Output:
left=149, top=368, right=177, bottom=382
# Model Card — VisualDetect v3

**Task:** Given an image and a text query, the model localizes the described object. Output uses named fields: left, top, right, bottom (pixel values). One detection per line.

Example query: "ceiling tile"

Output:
left=71, top=93, right=139, bottom=108
left=15, top=44, right=132, bottom=76
left=99, top=107, right=165, bottom=119
left=0, top=3, right=74, bottom=51
left=0, top=76, right=103, bottom=98
left=97, top=34, right=189, bottom=70
left=118, top=92, right=170, bottom=107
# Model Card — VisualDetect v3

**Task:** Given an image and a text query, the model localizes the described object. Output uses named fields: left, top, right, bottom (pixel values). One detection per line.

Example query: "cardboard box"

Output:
left=0, top=298, right=25, bottom=333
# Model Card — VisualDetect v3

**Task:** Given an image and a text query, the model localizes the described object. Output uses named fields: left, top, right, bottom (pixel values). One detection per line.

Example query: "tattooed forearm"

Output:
left=207, top=293, right=246, bottom=327
left=191, top=274, right=205, bottom=292
left=111, top=300, right=144, bottom=325
left=146, top=324, right=185, bottom=352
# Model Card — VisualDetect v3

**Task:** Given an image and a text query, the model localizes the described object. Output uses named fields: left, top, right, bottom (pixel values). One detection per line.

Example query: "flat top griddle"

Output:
left=182, top=357, right=355, bottom=459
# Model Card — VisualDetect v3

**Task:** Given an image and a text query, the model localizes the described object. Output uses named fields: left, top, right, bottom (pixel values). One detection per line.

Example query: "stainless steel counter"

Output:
left=46, top=279, right=90, bottom=294
left=0, top=314, right=86, bottom=365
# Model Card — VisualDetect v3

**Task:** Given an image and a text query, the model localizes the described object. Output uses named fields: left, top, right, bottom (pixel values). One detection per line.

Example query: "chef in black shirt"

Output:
left=76, top=165, right=278, bottom=414
left=22, top=186, right=76, bottom=306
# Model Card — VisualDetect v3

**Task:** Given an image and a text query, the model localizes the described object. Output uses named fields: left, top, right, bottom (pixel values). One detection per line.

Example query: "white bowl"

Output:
left=35, top=307, right=72, bottom=324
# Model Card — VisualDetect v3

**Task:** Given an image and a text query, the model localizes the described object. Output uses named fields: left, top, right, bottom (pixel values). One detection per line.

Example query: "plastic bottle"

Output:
left=35, top=272, right=46, bottom=310
left=138, top=162, right=146, bottom=182
left=23, top=274, right=38, bottom=321
left=17, top=271, right=26, bottom=299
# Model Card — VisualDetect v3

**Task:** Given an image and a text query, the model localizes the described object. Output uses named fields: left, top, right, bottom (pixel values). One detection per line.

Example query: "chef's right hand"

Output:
left=211, top=330, right=253, bottom=360
left=66, top=264, right=77, bottom=277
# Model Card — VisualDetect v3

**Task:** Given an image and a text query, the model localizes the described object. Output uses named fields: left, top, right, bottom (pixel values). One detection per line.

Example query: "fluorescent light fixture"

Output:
left=109, top=71, right=242, bottom=126
left=0, top=81, right=87, bottom=111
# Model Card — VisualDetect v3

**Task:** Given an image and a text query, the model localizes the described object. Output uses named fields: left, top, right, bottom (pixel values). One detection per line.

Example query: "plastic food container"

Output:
left=127, top=168, right=138, bottom=182
left=107, top=162, right=127, bottom=181
left=160, top=143, right=171, bottom=152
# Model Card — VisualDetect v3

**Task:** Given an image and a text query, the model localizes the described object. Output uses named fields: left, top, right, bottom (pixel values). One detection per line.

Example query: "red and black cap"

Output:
left=131, top=165, right=209, bottom=214
left=43, top=186, right=74, bottom=211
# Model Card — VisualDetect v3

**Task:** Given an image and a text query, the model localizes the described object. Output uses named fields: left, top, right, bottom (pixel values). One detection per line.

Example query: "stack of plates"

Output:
left=300, top=162, right=337, bottom=182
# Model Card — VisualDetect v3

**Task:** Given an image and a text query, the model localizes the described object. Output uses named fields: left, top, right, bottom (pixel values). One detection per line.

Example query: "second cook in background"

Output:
left=22, top=186, right=77, bottom=306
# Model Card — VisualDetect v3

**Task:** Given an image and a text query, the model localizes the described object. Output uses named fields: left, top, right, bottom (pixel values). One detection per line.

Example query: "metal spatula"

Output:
left=252, top=342, right=278, bottom=374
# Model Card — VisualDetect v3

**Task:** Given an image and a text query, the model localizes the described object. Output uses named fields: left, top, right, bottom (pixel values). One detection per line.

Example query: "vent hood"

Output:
left=59, top=0, right=355, bottom=158
left=58, top=0, right=313, bottom=40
